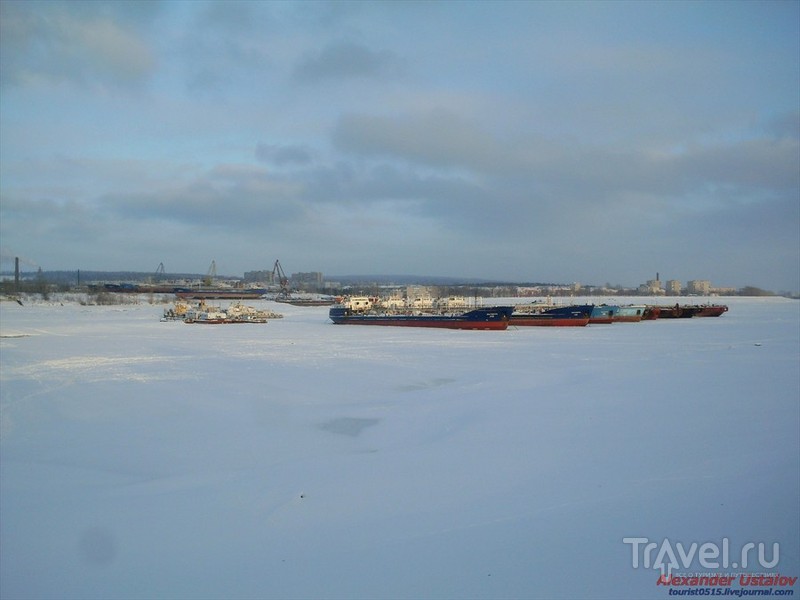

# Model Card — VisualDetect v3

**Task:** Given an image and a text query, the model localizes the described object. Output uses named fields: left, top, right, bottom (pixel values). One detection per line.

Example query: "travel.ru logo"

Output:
left=623, top=537, right=779, bottom=575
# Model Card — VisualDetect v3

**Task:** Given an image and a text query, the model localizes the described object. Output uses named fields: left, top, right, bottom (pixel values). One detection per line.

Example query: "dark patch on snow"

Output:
left=320, top=417, right=380, bottom=437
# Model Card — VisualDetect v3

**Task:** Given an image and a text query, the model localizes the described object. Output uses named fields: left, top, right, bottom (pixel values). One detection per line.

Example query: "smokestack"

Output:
left=14, top=257, right=19, bottom=293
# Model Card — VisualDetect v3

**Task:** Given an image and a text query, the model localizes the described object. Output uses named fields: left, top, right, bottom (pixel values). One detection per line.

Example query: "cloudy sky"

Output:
left=1, top=1, right=798, bottom=290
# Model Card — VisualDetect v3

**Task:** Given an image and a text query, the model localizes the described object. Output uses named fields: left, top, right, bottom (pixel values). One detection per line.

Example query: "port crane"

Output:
left=272, top=260, right=291, bottom=297
left=153, top=262, right=165, bottom=282
left=204, top=260, right=217, bottom=286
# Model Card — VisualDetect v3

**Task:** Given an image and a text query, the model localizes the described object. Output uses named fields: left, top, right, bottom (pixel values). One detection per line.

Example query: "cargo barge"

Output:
left=329, top=297, right=513, bottom=330
left=275, top=294, right=337, bottom=306
left=173, top=287, right=267, bottom=300
left=655, top=304, right=728, bottom=318
left=510, top=304, right=593, bottom=326
left=589, top=305, right=617, bottom=324
left=329, top=306, right=513, bottom=329
left=612, top=305, right=647, bottom=322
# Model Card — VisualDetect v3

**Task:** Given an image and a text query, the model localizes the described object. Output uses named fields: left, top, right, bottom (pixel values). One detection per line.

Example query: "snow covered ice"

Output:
left=1, top=297, right=798, bottom=599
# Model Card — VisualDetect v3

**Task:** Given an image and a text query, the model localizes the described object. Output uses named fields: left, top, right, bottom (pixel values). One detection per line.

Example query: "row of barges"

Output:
left=327, top=296, right=728, bottom=330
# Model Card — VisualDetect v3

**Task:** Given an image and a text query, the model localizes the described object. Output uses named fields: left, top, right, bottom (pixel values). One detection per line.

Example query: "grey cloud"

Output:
left=655, top=194, right=800, bottom=290
left=293, top=41, right=401, bottom=83
left=522, top=137, right=799, bottom=205
left=333, top=109, right=798, bottom=209
left=672, top=137, right=800, bottom=193
left=105, top=164, right=306, bottom=232
left=181, top=34, right=272, bottom=94
left=255, top=144, right=314, bottom=166
left=333, top=110, right=503, bottom=171
left=324, top=106, right=799, bottom=285
left=0, top=194, right=105, bottom=242
left=195, top=1, right=265, bottom=34
left=175, top=2, right=282, bottom=94
left=0, top=1, right=156, bottom=89
left=765, top=111, right=800, bottom=140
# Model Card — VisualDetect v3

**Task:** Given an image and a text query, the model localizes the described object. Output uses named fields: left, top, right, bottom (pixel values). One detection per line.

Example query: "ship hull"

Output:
left=174, top=288, right=267, bottom=299
left=329, top=306, right=513, bottom=330
left=642, top=306, right=661, bottom=320
left=658, top=305, right=698, bottom=318
left=612, top=305, right=646, bottom=322
left=695, top=305, right=728, bottom=317
left=510, top=304, right=593, bottom=327
left=589, top=305, right=616, bottom=324
left=657, top=304, right=728, bottom=318
left=510, top=316, right=590, bottom=326
left=275, top=298, right=336, bottom=306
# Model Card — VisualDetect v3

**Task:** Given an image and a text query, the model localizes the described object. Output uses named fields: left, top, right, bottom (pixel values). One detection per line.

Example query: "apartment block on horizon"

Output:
left=687, top=279, right=711, bottom=295
left=292, top=271, right=323, bottom=286
left=665, top=280, right=681, bottom=295
left=638, top=278, right=665, bottom=295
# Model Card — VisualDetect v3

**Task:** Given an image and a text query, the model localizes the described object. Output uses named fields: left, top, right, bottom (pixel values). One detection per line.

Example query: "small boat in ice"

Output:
left=183, top=305, right=229, bottom=324
left=165, top=300, right=281, bottom=324
left=223, top=302, right=282, bottom=323
left=162, top=300, right=193, bottom=321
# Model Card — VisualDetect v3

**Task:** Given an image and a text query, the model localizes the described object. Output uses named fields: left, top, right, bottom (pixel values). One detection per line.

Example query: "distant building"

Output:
left=712, top=286, right=736, bottom=296
left=406, top=285, right=433, bottom=300
left=244, top=270, right=274, bottom=283
left=687, top=280, right=711, bottom=295
left=638, top=276, right=664, bottom=295
left=292, top=272, right=323, bottom=286
left=665, top=280, right=682, bottom=296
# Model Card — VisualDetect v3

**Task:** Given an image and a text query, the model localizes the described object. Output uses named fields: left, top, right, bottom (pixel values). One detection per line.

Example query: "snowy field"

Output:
left=1, top=296, right=798, bottom=600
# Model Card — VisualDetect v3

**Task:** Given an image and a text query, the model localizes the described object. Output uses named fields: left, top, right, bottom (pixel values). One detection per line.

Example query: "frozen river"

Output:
left=1, top=296, right=798, bottom=599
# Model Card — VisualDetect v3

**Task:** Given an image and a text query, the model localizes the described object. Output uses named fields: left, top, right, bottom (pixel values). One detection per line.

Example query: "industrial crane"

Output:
left=153, top=262, right=165, bottom=282
left=272, top=259, right=291, bottom=297
left=204, top=260, right=217, bottom=286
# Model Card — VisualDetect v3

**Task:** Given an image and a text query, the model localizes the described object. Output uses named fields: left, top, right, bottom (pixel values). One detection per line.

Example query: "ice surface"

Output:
left=1, top=297, right=798, bottom=599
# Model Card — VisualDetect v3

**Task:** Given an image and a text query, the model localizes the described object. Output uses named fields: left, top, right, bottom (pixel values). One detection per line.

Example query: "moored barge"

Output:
left=174, top=287, right=267, bottom=300
left=612, top=305, right=647, bottom=322
left=510, top=304, right=593, bottom=326
left=329, top=296, right=513, bottom=330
